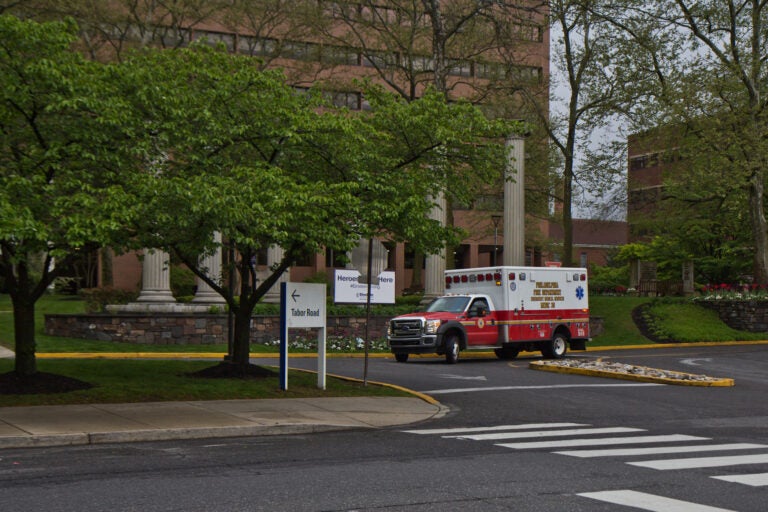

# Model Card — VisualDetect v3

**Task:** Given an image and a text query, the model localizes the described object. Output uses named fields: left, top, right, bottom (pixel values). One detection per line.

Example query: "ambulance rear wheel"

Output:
left=394, top=353, right=409, bottom=363
left=444, top=334, right=460, bottom=364
left=494, top=346, right=520, bottom=360
left=542, top=332, right=568, bottom=359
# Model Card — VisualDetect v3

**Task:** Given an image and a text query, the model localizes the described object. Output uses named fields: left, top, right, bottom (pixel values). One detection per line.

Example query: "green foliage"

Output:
left=79, top=287, right=138, bottom=313
left=104, top=44, right=512, bottom=365
left=171, top=265, right=197, bottom=298
left=395, top=294, right=424, bottom=307
left=589, top=263, right=630, bottom=294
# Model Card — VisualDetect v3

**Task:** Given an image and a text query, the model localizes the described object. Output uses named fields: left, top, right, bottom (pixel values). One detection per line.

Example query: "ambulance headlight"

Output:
left=424, top=319, right=441, bottom=334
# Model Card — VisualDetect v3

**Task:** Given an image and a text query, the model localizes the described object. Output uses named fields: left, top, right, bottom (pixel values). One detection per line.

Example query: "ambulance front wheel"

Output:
left=542, top=332, right=568, bottom=359
left=444, top=334, right=460, bottom=364
left=394, top=353, right=409, bottom=363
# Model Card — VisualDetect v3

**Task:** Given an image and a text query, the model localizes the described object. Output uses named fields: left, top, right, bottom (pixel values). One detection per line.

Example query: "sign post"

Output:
left=280, top=282, right=327, bottom=390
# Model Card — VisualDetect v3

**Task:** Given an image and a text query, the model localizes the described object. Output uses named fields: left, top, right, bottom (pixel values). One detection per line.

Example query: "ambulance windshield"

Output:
left=425, top=296, right=471, bottom=313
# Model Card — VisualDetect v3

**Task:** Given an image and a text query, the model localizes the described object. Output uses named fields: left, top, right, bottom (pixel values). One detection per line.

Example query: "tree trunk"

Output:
left=230, top=306, right=252, bottom=368
left=562, top=157, right=574, bottom=267
left=230, top=254, right=255, bottom=368
left=748, top=169, right=768, bottom=284
left=13, top=298, right=37, bottom=377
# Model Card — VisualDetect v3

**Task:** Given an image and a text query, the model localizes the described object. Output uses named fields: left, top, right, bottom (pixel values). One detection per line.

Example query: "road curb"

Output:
left=529, top=360, right=735, bottom=387
left=0, top=424, right=358, bottom=449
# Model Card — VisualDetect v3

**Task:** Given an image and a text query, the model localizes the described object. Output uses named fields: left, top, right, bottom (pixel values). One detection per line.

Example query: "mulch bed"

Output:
left=0, top=371, right=93, bottom=395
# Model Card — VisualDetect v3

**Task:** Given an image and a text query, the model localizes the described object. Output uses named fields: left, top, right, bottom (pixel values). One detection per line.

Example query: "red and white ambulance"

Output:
left=387, top=266, right=590, bottom=363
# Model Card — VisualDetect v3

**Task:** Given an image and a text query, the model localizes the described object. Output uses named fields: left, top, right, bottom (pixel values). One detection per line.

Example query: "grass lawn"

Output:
left=589, top=295, right=653, bottom=346
left=642, top=299, right=768, bottom=342
left=0, top=358, right=407, bottom=407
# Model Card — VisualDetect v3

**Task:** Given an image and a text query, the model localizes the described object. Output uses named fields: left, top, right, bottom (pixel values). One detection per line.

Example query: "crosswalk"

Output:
left=402, top=421, right=768, bottom=511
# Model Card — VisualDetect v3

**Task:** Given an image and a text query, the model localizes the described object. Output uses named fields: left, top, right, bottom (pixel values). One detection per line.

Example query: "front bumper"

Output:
left=387, top=334, right=439, bottom=354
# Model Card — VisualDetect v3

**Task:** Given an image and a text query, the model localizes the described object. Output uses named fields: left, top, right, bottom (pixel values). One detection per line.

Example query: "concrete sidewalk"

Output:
left=0, top=396, right=447, bottom=449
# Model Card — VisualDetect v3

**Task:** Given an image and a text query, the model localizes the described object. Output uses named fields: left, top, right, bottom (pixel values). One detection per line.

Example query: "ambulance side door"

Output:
left=464, top=297, right=499, bottom=346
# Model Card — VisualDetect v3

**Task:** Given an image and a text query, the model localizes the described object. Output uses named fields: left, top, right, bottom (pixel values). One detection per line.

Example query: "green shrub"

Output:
left=589, top=263, right=629, bottom=295
left=79, top=287, right=139, bottom=313
left=171, top=265, right=197, bottom=297
left=396, top=294, right=423, bottom=307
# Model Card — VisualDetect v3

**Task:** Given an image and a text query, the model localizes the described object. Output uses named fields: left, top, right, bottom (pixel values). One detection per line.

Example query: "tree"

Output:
left=529, top=0, right=629, bottom=265
left=606, top=0, right=768, bottom=283
left=0, top=16, right=132, bottom=377
left=113, top=45, right=512, bottom=370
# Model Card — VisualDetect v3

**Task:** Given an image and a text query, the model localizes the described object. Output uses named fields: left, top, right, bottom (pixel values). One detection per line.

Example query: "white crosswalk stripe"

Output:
left=497, top=434, right=708, bottom=450
left=556, top=443, right=767, bottom=458
left=446, top=426, right=645, bottom=441
left=629, top=453, right=768, bottom=470
left=712, top=472, right=768, bottom=487
left=577, top=490, right=737, bottom=512
left=401, top=422, right=586, bottom=435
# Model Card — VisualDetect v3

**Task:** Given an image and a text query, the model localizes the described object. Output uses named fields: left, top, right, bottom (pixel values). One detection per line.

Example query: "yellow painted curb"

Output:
left=529, top=360, right=734, bottom=387
left=588, top=339, right=768, bottom=351
left=277, top=366, right=443, bottom=406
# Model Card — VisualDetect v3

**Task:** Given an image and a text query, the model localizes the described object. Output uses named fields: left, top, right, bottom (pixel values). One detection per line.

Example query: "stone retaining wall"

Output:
left=45, top=313, right=606, bottom=346
left=698, top=301, right=768, bottom=332
left=44, top=313, right=389, bottom=345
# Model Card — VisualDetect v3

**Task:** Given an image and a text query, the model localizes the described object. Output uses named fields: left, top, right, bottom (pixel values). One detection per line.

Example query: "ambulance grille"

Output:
left=390, top=319, right=423, bottom=336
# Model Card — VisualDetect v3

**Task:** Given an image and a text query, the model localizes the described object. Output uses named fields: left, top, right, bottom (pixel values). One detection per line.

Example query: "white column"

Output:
left=136, top=249, right=176, bottom=302
left=423, top=192, right=447, bottom=300
left=504, top=135, right=525, bottom=266
left=263, top=245, right=290, bottom=303
left=193, top=233, right=226, bottom=304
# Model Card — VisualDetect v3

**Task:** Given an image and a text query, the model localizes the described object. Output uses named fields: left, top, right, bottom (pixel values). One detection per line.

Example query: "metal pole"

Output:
left=363, top=238, right=373, bottom=386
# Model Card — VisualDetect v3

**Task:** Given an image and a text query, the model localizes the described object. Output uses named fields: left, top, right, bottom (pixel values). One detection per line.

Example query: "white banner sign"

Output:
left=334, top=269, right=395, bottom=304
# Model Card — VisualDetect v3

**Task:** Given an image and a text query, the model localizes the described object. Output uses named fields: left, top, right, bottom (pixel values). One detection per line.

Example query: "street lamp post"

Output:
left=491, top=214, right=502, bottom=266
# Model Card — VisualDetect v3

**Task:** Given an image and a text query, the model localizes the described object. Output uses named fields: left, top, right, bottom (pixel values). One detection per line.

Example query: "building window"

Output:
left=323, top=90, right=362, bottom=110
left=580, top=252, right=588, bottom=268
left=156, top=27, right=191, bottom=48
left=630, top=155, right=648, bottom=170
left=362, top=49, right=396, bottom=68
left=282, top=40, right=321, bottom=61
left=516, top=24, right=544, bottom=42
left=630, top=153, right=660, bottom=170
left=447, top=59, right=472, bottom=77
left=411, top=55, right=434, bottom=73
left=475, top=61, right=504, bottom=80
left=237, top=36, right=276, bottom=57
left=194, top=30, right=235, bottom=52
left=322, top=45, right=360, bottom=66
left=507, top=65, right=542, bottom=84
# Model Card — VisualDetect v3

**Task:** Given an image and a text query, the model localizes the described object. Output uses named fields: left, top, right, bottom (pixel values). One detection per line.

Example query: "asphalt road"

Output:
left=1, top=344, right=766, bottom=511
